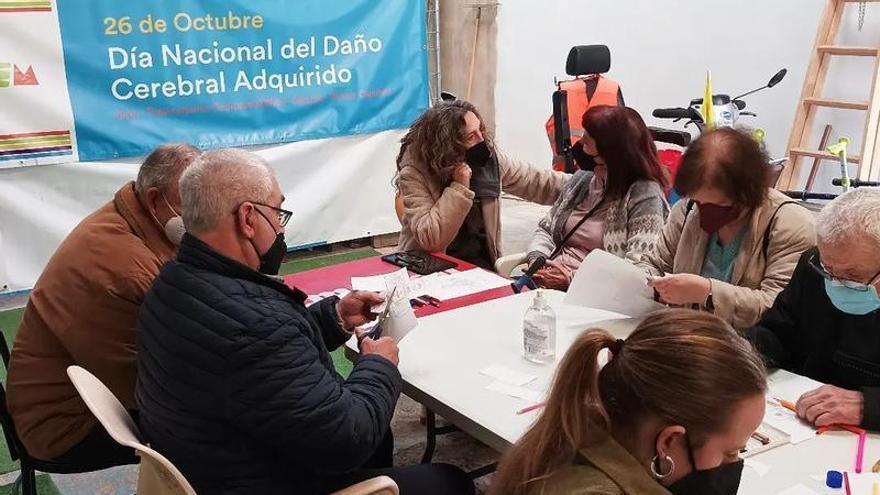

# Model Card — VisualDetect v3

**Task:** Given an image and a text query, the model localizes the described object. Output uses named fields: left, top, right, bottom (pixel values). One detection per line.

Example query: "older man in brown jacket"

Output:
left=7, top=143, right=199, bottom=466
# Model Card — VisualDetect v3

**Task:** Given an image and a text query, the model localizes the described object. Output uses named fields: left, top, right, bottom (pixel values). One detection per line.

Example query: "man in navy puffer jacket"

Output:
left=136, top=148, right=475, bottom=495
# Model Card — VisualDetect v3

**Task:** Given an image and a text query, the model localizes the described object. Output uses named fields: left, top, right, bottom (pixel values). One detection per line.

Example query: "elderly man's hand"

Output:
left=796, top=384, right=864, bottom=427
left=358, top=335, right=400, bottom=366
left=337, top=291, right=384, bottom=330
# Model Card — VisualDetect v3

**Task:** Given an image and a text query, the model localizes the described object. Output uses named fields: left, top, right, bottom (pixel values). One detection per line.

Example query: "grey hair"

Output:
left=134, top=143, right=201, bottom=195
left=178, top=148, right=275, bottom=233
left=816, top=187, right=880, bottom=246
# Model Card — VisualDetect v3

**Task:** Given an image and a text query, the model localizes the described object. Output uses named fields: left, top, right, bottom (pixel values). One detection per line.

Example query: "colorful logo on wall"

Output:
left=0, top=63, right=39, bottom=87
left=0, top=130, right=73, bottom=162
left=0, top=0, right=51, bottom=13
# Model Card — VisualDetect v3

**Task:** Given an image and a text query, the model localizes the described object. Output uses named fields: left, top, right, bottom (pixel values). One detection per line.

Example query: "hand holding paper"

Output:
left=648, top=273, right=711, bottom=305
left=565, top=250, right=664, bottom=317
left=337, top=291, right=384, bottom=329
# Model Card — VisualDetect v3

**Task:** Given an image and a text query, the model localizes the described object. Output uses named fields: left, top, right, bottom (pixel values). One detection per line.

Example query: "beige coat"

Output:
left=397, top=150, right=565, bottom=262
left=532, top=435, right=671, bottom=495
left=638, top=188, right=816, bottom=329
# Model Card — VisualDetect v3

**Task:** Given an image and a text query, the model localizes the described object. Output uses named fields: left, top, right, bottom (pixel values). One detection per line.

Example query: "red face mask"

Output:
left=697, top=202, right=741, bottom=234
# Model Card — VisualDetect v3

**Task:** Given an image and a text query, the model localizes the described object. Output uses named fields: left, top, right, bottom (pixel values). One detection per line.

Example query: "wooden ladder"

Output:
left=778, top=0, right=880, bottom=189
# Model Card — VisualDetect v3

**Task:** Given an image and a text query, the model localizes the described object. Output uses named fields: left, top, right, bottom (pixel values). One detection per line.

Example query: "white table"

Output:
left=391, top=290, right=880, bottom=494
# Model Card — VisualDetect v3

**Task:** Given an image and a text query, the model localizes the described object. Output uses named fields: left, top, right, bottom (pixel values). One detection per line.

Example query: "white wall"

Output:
left=495, top=0, right=880, bottom=193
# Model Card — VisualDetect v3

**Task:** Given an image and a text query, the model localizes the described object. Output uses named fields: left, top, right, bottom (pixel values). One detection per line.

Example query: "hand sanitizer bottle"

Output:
left=523, top=290, right=556, bottom=363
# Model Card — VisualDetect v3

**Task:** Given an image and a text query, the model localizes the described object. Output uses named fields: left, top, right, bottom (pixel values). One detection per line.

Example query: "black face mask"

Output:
left=666, top=435, right=744, bottom=495
left=251, top=209, right=286, bottom=276
left=571, top=143, right=597, bottom=172
left=465, top=140, right=492, bottom=168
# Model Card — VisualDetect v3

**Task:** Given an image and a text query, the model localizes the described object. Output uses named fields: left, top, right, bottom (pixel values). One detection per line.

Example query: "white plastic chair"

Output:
left=67, top=365, right=399, bottom=495
left=66, top=365, right=196, bottom=495
left=495, top=252, right=528, bottom=277
left=331, top=476, right=399, bottom=495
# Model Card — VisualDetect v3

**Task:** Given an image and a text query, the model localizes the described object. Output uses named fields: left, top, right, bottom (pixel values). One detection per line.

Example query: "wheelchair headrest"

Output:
left=566, top=45, right=611, bottom=76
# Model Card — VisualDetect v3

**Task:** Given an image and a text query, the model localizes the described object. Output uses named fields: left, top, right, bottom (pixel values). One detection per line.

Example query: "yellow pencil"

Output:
left=873, top=481, right=878, bottom=495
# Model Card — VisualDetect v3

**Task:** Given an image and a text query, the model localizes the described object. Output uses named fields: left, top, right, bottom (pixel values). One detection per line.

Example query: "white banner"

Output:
left=0, top=3, right=78, bottom=167
left=0, top=130, right=403, bottom=291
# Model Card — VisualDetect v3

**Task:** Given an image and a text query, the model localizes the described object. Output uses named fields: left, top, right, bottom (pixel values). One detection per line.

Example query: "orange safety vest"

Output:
left=546, top=75, right=621, bottom=171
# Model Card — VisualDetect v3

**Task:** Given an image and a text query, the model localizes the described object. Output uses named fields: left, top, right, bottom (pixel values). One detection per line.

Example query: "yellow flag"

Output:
left=702, top=71, right=715, bottom=130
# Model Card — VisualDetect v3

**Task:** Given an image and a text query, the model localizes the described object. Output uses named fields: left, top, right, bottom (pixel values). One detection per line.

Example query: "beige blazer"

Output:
left=396, top=149, right=565, bottom=262
left=638, top=188, right=816, bottom=329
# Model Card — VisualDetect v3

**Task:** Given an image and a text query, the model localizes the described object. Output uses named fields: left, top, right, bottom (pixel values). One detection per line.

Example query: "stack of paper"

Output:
left=352, top=268, right=511, bottom=303
left=422, top=269, right=511, bottom=301
left=351, top=267, right=410, bottom=293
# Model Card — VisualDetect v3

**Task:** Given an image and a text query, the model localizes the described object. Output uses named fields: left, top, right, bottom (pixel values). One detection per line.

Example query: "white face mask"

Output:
left=150, top=192, right=186, bottom=246
left=163, top=215, right=186, bottom=245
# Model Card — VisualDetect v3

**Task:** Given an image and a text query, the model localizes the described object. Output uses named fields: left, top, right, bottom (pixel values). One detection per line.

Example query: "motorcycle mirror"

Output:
left=767, top=68, right=787, bottom=88
left=733, top=68, right=788, bottom=101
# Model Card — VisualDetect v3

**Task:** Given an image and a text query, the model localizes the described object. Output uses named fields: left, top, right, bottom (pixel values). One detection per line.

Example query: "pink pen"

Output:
left=856, top=430, right=867, bottom=473
left=516, top=402, right=546, bottom=415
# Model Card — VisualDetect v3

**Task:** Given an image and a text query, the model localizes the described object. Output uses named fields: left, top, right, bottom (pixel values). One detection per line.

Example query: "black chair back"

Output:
left=0, top=330, right=22, bottom=462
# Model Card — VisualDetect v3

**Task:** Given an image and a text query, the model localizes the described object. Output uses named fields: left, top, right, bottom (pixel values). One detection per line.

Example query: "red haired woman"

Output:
left=529, top=106, right=669, bottom=290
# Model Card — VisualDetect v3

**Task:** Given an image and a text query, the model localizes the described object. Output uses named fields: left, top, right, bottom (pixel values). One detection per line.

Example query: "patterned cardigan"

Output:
left=527, top=170, right=669, bottom=265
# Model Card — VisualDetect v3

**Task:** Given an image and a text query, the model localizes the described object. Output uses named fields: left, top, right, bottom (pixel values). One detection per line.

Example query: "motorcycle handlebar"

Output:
left=652, top=107, right=700, bottom=120
left=781, top=190, right=839, bottom=201
left=832, top=178, right=880, bottom=188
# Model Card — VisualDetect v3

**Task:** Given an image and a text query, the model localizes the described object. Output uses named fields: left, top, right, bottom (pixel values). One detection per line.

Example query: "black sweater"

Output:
left=136, top=234, right=402, bottom=494
left=747, top=247, right=880, bottom=430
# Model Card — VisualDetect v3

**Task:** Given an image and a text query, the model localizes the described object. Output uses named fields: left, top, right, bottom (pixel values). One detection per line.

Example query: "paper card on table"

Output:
left=744, top=458, right=772, bottom=477
left=564, top=249, right=664, bottom=317
left=741, top=422, right=789, bottom=458
left=423, top=269, right=512, bottom=301
left=773, top=484, right=822, bottom=495
left=485, top=381, right=543, bottom=403
left=763, top=398, right=816, bottom=444
left=351, top=267, right=410, bottom=293
left=480, top=365, right=537, bottom=386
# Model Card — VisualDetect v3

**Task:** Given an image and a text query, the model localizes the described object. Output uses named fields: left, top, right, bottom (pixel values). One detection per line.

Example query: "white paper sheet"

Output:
left=351, top=267, right=410, bottom=293
left=762, top=370, right=824, bottom=444
left=744, top=458, right=772, bottom=478
left=773, top=484, right=821, bottom=495
left=479, top=365, right=537, bottom=387
left=422, top=269, right=512, bottom=301
left=305, top=288, right=351, bottom=307
left=485, top=381, right=543, bottom=403
left=762, top=399, right=816, bottom=445
left=564, top=249, right=665, bottom=317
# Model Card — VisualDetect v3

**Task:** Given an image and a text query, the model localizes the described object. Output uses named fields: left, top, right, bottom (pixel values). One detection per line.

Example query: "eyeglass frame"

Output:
left=808, top=251, right=880, bottom=292
left=233, top=201, right=293, bottom=228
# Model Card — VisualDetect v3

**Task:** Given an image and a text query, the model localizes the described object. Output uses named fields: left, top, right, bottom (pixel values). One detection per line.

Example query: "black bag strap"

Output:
left=685, top=199, right=696, bottom=218
left=548, top=196, right=606, bottom=260
left=761, top=201, right=798, bottom=260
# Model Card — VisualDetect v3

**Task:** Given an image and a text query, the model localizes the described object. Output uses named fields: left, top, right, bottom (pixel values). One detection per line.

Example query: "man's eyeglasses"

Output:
left=808, top=252, right=880, bottom=292
left=248, top=202, right=293, bottom=228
